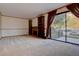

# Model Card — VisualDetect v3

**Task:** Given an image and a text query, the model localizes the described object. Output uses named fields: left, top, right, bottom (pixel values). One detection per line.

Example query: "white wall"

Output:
left=32, top=18, right=38, bottom=27
left=1, top=16, right=29, bottom=37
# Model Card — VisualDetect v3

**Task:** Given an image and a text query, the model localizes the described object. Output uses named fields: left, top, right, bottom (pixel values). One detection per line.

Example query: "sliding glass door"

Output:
left=51, top=11, right=79, bottom=45
left=66, top=12, right=79, bottom=44
left=51, top=13, right=65, bottom=41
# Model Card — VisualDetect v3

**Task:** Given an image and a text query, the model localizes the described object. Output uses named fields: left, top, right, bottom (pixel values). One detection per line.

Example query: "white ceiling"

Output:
left=0, top=3, right=69, bottom=19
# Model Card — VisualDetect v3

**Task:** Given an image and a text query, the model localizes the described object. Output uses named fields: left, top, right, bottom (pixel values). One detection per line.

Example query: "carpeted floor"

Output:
left=0, top=36, right=79, bottom=56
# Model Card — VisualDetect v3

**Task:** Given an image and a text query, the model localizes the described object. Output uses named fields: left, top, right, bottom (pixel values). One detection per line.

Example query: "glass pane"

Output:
left=66, top=12, right=79, bottom=44
left=51, top=13, right=65, bottom=41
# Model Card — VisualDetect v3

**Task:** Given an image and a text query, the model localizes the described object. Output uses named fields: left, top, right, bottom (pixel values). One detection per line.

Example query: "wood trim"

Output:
left=1, top=34, right=28, bottom=38
left=56, top=11, right=69, bottom=15
left=1, top=28, right=28, bottom=30
left=2, top=15, right=29, bottom=20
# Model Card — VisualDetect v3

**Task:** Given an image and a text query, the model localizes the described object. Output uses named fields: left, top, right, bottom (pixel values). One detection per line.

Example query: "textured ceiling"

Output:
left=0, top=3, right=69, bottom=19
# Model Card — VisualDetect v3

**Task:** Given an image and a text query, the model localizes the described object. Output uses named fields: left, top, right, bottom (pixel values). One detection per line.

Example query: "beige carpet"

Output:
left=0, top=36, right=79, bottom=56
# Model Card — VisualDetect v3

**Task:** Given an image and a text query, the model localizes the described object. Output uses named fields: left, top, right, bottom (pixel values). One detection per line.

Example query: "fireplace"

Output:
left=32, top=27, right=38, bottom=36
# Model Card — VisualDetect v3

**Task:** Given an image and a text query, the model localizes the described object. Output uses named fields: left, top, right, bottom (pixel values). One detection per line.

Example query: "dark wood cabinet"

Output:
left=38, top=16, right=45, bottom=38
